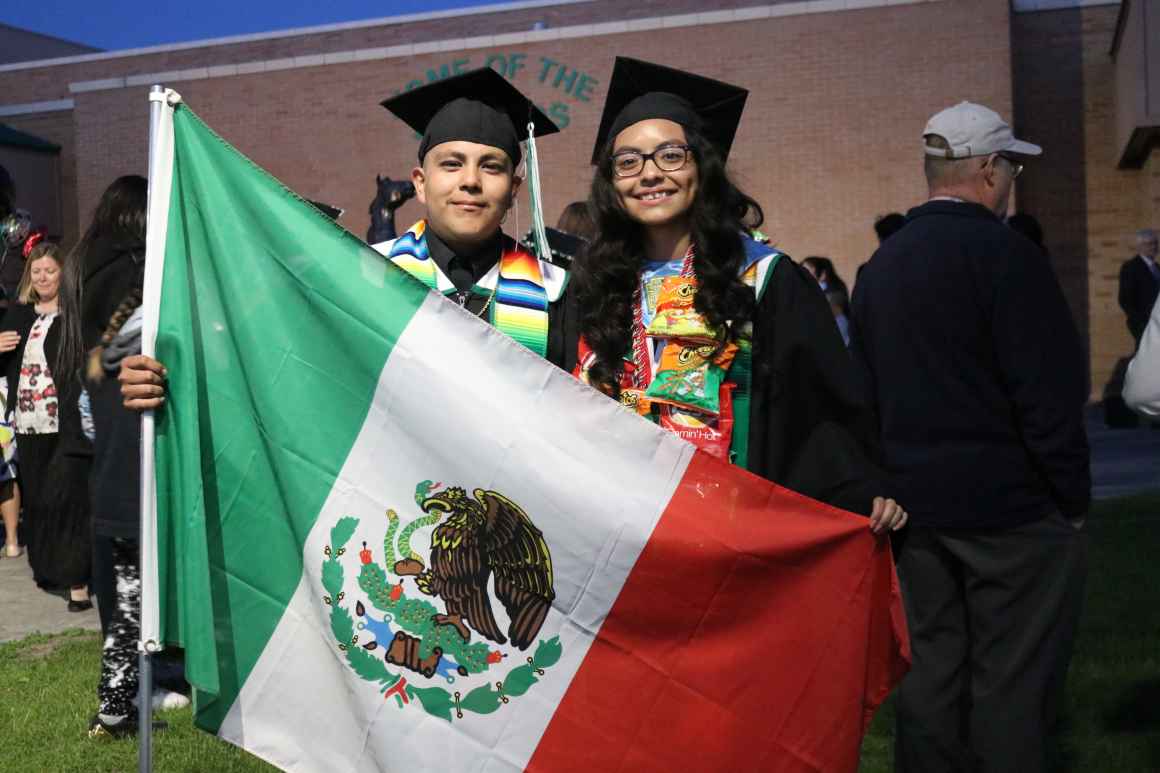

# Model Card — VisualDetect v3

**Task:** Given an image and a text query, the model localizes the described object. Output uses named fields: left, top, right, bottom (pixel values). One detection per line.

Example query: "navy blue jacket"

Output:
left=851, top=200, right=1090, bottom=528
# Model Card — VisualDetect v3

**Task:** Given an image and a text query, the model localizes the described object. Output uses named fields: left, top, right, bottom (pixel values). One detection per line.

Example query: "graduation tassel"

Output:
left=525, top=121, right=552, bottom=263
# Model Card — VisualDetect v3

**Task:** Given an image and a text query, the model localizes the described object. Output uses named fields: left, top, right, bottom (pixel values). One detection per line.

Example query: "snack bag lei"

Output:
left=658, top=382, right=736, bottom=460
left=645, top=341, right=738, bottom=414
left=645, top=276, right=718, bottom=342
left=618, top=388, right=654, bottom=417
left=574, top=337, right=655, bottom=417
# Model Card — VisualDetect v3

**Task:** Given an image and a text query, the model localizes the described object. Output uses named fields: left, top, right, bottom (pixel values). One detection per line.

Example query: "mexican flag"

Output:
left=140, top=89, right=908, bottom=773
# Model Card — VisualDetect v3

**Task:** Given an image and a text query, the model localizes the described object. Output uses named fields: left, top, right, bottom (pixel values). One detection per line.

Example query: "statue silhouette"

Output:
left=367, top=176, right=416, bottom=244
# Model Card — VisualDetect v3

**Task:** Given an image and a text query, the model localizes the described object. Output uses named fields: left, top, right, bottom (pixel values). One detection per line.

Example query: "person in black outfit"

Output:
left=55, top=174, right=161, bottom=737
left=1007, top=212, right=1045, bottom=248
left=852, top=102, right=1089, bottom=773
left=57, top=175, right=147, bottom=638
left=1118, top=228, right=1160, bottom=346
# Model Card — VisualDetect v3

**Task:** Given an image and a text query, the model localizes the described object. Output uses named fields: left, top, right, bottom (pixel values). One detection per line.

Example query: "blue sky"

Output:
left=3, top=0, right=519, bottom=52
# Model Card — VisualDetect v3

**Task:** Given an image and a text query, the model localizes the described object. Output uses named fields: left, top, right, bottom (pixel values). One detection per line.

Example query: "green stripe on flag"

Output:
left=154, top=105, right=430, bottom=732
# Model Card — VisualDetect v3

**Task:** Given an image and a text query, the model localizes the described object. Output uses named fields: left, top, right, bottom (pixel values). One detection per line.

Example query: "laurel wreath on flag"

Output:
left=321, top=515, right=563, bottom=722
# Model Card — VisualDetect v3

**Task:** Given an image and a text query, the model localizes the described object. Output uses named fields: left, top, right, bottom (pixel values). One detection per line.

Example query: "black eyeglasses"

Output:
left=611, top=144, right=693, bottom=178
left=994, top=153, right=1024, bottom=179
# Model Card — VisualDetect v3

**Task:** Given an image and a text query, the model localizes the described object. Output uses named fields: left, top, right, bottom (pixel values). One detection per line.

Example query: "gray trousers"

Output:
left=894, top=512, right=1087, bottom=773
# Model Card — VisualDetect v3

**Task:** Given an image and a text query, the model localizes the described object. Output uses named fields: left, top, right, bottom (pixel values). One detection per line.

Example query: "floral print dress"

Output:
left=14, top=312, right=59, bottom=435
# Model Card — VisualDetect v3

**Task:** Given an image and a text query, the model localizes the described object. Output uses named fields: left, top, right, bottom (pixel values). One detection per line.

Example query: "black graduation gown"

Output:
left=78, top=233, right=145, bottom=540
left=418, top=228, right=579, bottom=372
left=745, top=258, right=886, bottom=516
left=450, top=287, right=578, bottom=372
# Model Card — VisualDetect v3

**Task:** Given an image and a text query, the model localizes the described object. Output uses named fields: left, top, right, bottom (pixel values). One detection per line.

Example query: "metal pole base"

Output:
left=138, top=649, right=153, bottom=773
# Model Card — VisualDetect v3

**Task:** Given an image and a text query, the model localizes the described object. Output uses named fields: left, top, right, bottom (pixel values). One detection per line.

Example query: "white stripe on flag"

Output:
left=219, top=295, right=694, bottom=771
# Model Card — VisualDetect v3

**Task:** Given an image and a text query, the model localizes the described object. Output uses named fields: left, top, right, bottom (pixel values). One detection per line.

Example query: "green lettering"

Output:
left=553, top=65, right=579, bottom=94
left=425, top=64, right=452, bottom=82
left=538, top=57, right=558, bottom=83
left=548, top=101, right=570, bottom=130
left=574, top=73, right=596, bottom=103
left=509, top=53, right=527, bottom=79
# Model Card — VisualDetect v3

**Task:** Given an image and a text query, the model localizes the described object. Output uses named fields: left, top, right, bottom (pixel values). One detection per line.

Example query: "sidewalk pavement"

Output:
left=1087, top=407, right=1160, bottom=500
left=0, top=549, right=100, bottom=643
left=2, top=410, right=1156, bottom=645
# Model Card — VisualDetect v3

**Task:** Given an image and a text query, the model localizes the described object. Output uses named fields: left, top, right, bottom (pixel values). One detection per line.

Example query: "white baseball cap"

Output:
left=923, top=101, right=1041, bottom=159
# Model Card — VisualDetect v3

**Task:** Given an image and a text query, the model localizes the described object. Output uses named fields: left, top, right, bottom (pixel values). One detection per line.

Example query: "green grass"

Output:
left=3, top=493, right=1158, bottom=772
left=0, top=630, right=275, bottom=772
left=859, top=491, right=1160, bottom=772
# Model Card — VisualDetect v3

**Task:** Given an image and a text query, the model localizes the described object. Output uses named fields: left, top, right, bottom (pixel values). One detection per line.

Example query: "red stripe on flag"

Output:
left=529, top=451, right=909, bottom=772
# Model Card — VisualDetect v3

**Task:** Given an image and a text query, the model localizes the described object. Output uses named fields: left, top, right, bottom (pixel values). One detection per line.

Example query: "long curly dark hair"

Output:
left=57, top=174, right=147, bottom=379
left=573, top=125, right=764, bottom=396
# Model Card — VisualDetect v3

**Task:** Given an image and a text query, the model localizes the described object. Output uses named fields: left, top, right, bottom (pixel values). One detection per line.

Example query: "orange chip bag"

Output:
left=645, top=276, right=716, bottom=341
left=657, top=341, right=738, bottom=371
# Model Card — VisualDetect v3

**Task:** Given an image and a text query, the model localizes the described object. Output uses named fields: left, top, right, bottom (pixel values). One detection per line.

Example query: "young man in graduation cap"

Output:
left=369, top=67, right=576, bottom=367
left=571, top=57, right=906, bottom=530
left=120, top=68, right=579, bottom=409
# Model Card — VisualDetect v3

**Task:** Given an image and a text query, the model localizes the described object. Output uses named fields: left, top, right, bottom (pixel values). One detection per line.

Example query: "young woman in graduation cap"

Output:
left=574, top=58, right=906, bottom=530
left=121, top=68, right=581, bottom=408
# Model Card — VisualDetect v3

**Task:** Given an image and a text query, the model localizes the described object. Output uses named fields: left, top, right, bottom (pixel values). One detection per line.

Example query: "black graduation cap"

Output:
left=521, top=226, right=587, bottom=267
left=590, top=57, right=748, bottom=165
left=382, top=68, right=560, bottom=165
left=308, top=200, right=344, bottom=220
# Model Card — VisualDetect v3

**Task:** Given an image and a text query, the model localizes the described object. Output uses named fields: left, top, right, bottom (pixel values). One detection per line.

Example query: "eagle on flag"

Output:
left=415, top=487, right=555, bottom=651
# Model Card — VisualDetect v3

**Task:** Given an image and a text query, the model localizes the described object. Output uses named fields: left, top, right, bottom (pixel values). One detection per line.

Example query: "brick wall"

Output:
left=3, top=1, right=1145, bottom=397
left=4, top=0, right=1033, bottom=372
left=1145, top=148, right=1160, bottom=229
left=0, top=0, right=805, bottom=106
left=1012, top=4, right=1145, bottom=399
left=56, top=0, right=1008, bottom=281
left=0, top=110, right=80, bottom=246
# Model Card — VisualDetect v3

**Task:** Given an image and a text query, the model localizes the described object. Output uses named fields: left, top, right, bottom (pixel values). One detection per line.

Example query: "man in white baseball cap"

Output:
left=851, top=103, right=1089, bottom=773
left=918, top=101, right=1041, bottom=220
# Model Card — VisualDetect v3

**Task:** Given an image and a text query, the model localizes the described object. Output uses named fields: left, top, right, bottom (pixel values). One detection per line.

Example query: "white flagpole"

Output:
left=138, top=84, right=179, bottom=773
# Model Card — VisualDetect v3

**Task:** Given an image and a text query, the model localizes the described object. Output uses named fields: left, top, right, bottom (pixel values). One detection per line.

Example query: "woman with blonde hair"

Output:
left=0, top=240, right=91, bottom=608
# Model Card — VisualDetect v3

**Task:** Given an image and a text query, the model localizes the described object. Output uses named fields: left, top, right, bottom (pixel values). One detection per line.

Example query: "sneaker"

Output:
left=130, top=687, right=191, bottom=712
left=152, top=688, right=191, bottom=712
left=87, top=714, right=168, bottom=739
left=87, top=714, right=136, bottom=739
